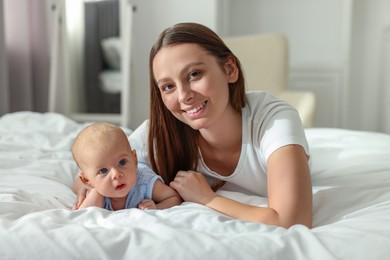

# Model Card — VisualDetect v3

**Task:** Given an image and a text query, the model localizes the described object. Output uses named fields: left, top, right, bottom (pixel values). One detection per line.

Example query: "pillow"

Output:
left=99, top=70, right=122, bottom=94
left=101, top=37, right=122, bottom=70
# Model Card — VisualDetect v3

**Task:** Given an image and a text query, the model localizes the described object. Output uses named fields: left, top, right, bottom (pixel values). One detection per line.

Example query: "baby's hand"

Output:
left=72, top=186, right=89, bottom=210
left=75, top=188, right=104, bottom=209
left=138, top=199, right=157, bottom=210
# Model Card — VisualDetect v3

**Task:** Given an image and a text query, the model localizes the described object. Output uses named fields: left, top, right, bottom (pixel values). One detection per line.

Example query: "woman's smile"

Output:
left=185, top=101, right=207, bottom=114
left=183, top=101, right=208, bottom=119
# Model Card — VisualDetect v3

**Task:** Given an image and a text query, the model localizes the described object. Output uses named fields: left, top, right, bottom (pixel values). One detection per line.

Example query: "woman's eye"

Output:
left=188, top=71, right=200, bottom=81
left=98, top=168, right=108, bottom=175
left=162, top=84, right=174, bottom=92
left=119, top=159, right=126, bottom=167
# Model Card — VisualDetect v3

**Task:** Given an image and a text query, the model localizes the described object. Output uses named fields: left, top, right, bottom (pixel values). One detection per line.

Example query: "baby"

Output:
left=71, top=122, right=182, bottom=210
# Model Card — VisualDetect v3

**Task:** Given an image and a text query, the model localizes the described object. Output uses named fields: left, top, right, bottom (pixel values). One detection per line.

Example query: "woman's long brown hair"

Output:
left=148, top=22, right=247, bottom=183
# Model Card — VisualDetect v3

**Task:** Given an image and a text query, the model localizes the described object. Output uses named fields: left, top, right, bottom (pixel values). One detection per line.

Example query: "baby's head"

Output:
left=72, top=123, right=138, bottom=195
left=72, top=123, right=131, bottom=166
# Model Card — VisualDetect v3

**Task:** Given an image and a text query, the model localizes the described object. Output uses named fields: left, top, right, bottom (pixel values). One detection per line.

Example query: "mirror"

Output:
left=49, top=0, right=133, bottom=128
left=83, top=0, right=121, bottom=114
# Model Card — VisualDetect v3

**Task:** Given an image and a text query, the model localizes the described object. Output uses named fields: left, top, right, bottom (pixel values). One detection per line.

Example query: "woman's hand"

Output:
left=169, top=170, right=217, bottom=205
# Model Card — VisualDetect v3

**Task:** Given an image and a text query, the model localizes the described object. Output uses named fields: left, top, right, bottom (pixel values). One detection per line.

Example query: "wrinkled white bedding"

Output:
left=0, top=112, right=389, bottom=260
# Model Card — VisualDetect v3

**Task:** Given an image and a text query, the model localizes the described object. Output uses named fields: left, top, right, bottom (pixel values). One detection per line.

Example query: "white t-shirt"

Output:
left=130, top=91, right=309, bottom=197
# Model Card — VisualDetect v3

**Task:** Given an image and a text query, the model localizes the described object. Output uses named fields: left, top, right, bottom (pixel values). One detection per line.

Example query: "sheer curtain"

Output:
left=0, top=0, right=8, bottom=115
left=0, top=0, right=50, bottom=116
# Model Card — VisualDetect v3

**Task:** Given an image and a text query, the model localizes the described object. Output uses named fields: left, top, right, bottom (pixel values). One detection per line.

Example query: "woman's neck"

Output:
left=197, top=107, right=242, bottom=176
left=199, top=108, right=242, bottom=152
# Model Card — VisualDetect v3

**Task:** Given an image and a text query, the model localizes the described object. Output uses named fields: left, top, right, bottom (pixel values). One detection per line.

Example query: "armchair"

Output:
left=223, top=33, right=316, bottom=127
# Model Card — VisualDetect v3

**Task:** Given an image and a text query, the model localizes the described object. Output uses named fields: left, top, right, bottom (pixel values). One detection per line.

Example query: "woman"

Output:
left=137, top=22, right=312, bottom=228
left=74, top=22, right=312, bottom=228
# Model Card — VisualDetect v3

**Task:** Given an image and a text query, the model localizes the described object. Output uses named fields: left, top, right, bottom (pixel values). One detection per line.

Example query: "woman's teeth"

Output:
left=186, top=102, right=206, bottom=114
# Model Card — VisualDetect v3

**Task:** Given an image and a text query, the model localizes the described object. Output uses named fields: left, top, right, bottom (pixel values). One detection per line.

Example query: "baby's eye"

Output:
left=119, top=159, right=127, bottom=167
left=98, top=168, right=108, bottom=175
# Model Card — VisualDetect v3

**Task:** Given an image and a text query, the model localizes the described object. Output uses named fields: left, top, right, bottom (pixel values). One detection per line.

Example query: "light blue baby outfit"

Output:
left=103, top=165, right=163, bottom=210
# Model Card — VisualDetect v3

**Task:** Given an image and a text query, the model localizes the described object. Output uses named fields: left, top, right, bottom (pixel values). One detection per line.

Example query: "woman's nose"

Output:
left=178, top=84, right=194, bottom=103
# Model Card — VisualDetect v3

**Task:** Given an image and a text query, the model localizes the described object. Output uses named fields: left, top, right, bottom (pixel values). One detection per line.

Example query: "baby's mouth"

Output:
left=116, top=184, right=126, bottom=190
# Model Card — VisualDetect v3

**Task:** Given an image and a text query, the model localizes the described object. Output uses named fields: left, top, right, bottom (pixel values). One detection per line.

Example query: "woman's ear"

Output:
left=78, top=172, right=92, bottom=188
left=224, top=56, right=239, bottom=83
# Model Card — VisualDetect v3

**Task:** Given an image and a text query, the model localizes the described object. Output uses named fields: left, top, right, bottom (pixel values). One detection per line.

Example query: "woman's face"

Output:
left=152, top=43, right=238, bottom=130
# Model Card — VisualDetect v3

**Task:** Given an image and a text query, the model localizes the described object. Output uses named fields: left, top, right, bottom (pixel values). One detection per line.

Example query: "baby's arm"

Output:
left=151, top=180, right=182, bottom=209
left=77, top=188, right=105, bottom=209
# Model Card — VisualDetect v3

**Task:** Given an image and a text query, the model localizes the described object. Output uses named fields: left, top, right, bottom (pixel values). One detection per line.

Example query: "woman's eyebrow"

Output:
left=156, top=62, right=204, bottom=85
left=156, top=77, right=170, bottom=86
left=182, top=62, right=204, bottom=72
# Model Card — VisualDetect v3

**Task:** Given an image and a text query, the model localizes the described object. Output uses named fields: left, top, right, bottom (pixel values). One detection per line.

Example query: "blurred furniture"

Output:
left=49, top=0, right=134, bottom=128
left=84, top=0, right=121, bottom=114
left=223, top=33, right=316, bottom=127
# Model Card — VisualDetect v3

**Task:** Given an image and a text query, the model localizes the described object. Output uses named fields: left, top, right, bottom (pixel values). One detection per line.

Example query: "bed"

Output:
left=1, top=111, right=389, bottom=259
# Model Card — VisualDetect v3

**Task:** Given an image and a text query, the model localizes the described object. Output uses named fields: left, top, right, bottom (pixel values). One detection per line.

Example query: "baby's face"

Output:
left=79, top=135, right=138, bottom=199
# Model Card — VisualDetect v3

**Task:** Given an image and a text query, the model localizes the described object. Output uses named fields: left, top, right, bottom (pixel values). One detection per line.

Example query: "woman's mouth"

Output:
left=185, top=101, right=207, bottom=114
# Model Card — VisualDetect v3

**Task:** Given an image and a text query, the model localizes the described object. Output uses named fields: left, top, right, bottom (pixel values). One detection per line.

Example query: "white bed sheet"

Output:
left=0, top=112, right=389, bottom=260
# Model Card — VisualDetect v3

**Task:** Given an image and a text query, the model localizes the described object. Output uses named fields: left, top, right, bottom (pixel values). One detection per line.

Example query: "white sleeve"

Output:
left=261, top=108, right=309, bottom=160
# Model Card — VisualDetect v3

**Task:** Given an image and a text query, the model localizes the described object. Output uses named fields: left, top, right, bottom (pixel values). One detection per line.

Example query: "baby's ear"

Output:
left=78, top=172, right=92, bottom=187
left=132, top=149, right=138, bottom=166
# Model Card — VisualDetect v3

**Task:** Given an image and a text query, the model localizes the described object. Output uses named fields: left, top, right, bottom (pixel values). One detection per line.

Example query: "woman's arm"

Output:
left=266, top=144, right=312, bottom=228
left=170, top=144, right=312, bottom=228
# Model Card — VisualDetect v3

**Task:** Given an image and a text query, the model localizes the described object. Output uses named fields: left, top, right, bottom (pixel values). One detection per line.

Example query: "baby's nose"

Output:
left=111, top=168, right=123, bottom=179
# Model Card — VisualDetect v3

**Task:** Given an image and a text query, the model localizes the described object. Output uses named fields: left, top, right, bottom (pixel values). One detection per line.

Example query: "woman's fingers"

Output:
left=170, top=171, right=215, bottom=204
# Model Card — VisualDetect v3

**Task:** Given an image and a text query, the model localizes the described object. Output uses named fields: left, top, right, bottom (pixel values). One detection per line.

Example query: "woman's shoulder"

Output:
left=245, top=90, right=269, bottom=100
left=244, top=91, right=295, bottom=117
left=243, top=91, right=309, bottom=159
left=245, top=90, right=288, bottom=104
